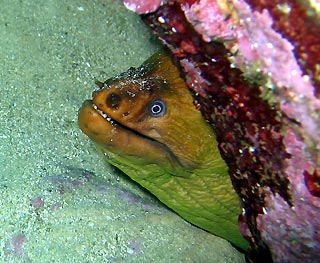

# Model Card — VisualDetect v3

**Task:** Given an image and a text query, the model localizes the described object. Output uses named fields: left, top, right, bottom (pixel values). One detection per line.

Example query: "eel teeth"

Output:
left=93, top=104, right=113, bottom=122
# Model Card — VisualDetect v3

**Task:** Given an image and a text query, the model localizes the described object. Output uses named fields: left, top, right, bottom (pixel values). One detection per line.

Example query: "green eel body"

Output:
left=78, top=52, right=248, bottom=250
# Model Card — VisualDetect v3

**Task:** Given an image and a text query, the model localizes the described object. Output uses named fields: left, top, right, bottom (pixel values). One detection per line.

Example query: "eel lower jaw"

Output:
left=78, top=100, right=180, bottom=168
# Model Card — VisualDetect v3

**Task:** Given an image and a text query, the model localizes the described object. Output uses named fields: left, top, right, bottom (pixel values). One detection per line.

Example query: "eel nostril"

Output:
left=106, top=92, right=121, bottom=110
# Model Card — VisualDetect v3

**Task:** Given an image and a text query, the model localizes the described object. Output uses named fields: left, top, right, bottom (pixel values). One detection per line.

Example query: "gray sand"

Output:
left=0, top=0, right=245, bottom=262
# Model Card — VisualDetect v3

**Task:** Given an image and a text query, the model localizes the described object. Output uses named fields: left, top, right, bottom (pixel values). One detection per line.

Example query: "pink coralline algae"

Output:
left=123, top=0, right=163, bottom=14
left=124, top=0, right=320, bottom=262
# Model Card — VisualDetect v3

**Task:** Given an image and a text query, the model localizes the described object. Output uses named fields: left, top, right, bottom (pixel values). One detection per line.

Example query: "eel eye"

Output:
left=148, top=99, right=166, bottom=117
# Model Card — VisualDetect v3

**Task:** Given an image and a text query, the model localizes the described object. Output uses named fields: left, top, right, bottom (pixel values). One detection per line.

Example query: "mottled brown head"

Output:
left=78, top=52, right=218, bottom=171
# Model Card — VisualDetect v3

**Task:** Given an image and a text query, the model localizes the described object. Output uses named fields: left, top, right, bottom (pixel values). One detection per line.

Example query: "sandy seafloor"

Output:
left=0, top=1, right=245, bottom=262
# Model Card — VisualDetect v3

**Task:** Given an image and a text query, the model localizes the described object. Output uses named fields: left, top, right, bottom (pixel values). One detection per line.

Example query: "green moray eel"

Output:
left=78, top=52, right=248, bottom=250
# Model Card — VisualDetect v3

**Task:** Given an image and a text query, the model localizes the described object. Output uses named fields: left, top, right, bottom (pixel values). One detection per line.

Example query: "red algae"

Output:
left=304, top=168, right=320, bottom=197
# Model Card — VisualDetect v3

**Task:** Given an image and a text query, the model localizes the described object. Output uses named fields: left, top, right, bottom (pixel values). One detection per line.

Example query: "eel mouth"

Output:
left=92, top=103, right=113, bottom=123
left=78, top=99, right=131, bottom=145
left=89, top=100, right=155, bottom=144
left=78, top=99, right=179, bottom=167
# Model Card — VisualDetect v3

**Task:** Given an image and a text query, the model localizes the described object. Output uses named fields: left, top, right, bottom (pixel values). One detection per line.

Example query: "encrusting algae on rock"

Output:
left=78, top=51, right=248, bottom=250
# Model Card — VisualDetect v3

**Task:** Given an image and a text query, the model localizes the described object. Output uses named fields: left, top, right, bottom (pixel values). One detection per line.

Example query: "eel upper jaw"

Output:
left=92, top=103, right=113, bottom=123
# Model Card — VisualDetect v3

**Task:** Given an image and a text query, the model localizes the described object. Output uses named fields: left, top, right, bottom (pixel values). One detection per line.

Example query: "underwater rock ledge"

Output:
left=123, top=0, right=320, bottom=262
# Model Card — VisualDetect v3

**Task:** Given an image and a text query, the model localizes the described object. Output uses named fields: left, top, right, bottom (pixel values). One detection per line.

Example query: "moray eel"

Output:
left=78, top=52, right=248, bottom=250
